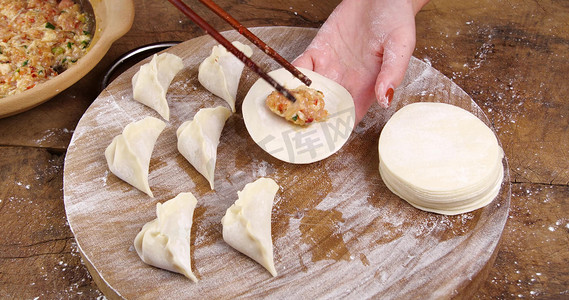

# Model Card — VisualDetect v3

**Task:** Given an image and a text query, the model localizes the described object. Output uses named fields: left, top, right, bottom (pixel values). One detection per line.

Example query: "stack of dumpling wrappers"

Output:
left=378, top=102, right=504, bottom=215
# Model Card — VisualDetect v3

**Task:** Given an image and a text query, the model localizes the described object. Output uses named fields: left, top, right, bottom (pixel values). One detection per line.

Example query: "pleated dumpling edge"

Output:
left=176, top=106, right=232, bottom=190
left=221, top=177, right=279, bottom=277
left=134, top=192, right=199, bottom=282
left=132, top=53, right=184, bottom=121
left=198, top=41, right=253, bottom=112
left=105, top=116, right=166, bottom=197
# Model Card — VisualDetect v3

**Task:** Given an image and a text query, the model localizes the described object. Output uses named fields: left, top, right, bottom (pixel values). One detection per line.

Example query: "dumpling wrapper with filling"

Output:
left=242, top=67, right=355, bottom=164
left=222, top=177, right=278, bottom=277
left=132, top=53, right=183, bottom=120
left=198, top=41, right=253, bottom=112
left=134, top=192, right=198, bottom=282
left=105, top=116, right=166, bottom=197
left=176, top=106, right=231, bottom=190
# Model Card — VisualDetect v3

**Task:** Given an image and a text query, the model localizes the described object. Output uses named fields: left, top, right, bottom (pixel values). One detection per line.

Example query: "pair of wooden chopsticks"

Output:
left=168, top=0, right=311, bottom=103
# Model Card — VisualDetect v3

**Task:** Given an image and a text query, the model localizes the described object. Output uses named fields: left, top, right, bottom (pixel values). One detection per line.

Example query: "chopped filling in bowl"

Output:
left=0, top=0, right=92, bottom=97
left=265, top=86, right=328, bottom=126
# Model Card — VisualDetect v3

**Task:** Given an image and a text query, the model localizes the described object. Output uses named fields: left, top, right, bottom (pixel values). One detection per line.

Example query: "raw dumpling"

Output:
left=105, top=116, right=166, bottom=197
left=134, top=192, right=198, bottom=282
left=198, top=41, right=253, bottom=112
left=132, top=53, right=183, bottom=121
left=221, top=177, right=278, bottom=277
left=176, top=106, right=231, bottom=190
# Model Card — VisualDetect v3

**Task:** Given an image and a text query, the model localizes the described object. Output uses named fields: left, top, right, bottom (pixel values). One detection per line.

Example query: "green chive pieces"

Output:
left=52, top=47, right=64, bottom=55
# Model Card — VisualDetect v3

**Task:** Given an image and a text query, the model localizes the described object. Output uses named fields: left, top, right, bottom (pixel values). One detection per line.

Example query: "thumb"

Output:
left=374, top=32, right=416, bottom=108
left=292, top=52, right=315, bottom=71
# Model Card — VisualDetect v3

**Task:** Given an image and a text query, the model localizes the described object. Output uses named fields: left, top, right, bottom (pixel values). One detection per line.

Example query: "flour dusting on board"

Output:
left=63, top=27, right=510, bottom=299
left=251, top=159, right=273, bottom=177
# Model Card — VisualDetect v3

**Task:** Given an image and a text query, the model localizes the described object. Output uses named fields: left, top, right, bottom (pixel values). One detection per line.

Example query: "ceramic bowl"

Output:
left=0, top=0, right=134, bottom=118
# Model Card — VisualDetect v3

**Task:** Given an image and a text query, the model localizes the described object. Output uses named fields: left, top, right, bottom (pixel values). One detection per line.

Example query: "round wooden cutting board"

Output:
left=63, top=27, right=510, bottom=299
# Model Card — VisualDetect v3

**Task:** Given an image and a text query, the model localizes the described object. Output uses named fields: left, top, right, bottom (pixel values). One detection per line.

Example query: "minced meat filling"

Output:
left=265, top=85, right=328, bottom=126
left=0, top=0, right=91, bottom=97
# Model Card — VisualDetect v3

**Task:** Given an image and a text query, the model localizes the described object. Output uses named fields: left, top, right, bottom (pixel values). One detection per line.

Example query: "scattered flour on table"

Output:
left=15, top=181, right=31, bottom=189
left=34, top=128, right=73, bottom=146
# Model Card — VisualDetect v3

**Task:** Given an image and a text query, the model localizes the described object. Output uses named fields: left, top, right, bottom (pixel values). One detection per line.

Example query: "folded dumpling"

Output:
left=134, top=192, right=199, bottom=282
left=221, top=177, right=278, bottom=277
left=176, top=106, right=231, bottom=190
left=105, top=116, right=166, bottom=197
left=198, top=41, right=253, bottom=112
left=132, top=53, right=184, bottom=121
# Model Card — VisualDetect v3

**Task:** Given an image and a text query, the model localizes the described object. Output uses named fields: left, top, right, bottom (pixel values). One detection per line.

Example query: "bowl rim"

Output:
left=0, top=0, right=135, bottom=118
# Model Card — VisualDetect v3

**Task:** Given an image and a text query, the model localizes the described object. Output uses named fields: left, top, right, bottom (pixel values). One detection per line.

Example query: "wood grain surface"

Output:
left=1, top=0, right=568, bottom=299
left=63, top=27, right=509, bottom=299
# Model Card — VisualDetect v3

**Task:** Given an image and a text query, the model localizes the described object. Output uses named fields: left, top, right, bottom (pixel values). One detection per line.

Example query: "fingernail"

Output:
left=385, top=87, right=394, bottom=106
left=376, top=83, right=386, bottom=106
left=377, top=84, right=394, bottom=108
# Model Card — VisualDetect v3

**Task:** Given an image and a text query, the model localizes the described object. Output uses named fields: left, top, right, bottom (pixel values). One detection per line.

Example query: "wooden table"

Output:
left=1, top=0, right=567, bottom=298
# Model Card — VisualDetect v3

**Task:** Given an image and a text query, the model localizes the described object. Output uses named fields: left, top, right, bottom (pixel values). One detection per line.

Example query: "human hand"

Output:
left=293, top=0, right=429, bottom=124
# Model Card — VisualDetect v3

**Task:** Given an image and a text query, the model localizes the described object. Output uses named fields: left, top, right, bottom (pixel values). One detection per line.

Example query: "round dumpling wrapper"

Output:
left=242, top=67, right=355, bottom=164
